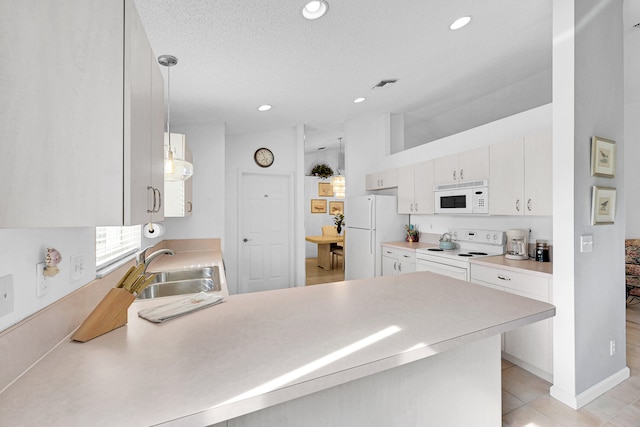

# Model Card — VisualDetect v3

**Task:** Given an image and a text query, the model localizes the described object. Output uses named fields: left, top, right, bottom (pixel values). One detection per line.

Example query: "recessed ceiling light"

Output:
left=354, top=97, right=366, bottom=103
left=302, top=1, right=329, bottom=20
left=257, top=104, right=272, bottom=112
left=449, top=16, right=471, bottom=30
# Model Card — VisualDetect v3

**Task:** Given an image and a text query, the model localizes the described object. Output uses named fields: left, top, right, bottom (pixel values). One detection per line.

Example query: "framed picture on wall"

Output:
left=329, top=201, right=344, bottom=215
left=318, top=182, right=333, bottom=197
left=591, top=186, right=616, bottom=225
left=311, top=199, right=327, bottom=214
left=591, top=136, right=616, bottom=177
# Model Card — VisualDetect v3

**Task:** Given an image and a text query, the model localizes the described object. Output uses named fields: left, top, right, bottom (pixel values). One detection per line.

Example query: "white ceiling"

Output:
left=133, top=0, right=638, bottom=148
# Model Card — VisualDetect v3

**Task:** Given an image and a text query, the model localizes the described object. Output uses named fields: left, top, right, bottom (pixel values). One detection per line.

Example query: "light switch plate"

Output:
left=36, top=262, right=48, bottom=298
left=0, top=274, right=14, bottom=317
left=580, top=235, right=593, bottom=252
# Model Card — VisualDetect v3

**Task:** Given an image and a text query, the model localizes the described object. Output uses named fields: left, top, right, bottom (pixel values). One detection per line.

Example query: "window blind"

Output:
left=95, top=225, right=141, bottom=269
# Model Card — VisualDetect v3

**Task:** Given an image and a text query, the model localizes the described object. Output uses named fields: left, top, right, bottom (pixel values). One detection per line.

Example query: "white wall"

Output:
left=142, top=122, right=226, bottom=247
left=0, top=227, right=96, bottom=331
left=551, top=0, right=626, bottom=408
left=625, top=12, right=640, bottom=237
left=224, top=127, right=305, bottom=294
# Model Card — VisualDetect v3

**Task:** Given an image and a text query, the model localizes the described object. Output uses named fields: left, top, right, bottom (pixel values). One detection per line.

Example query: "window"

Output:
left=95, top=225, right=141, bottom=270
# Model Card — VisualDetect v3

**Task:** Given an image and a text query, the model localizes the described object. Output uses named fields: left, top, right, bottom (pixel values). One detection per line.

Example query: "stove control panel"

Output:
left=451, top=229, right=505, bottom=245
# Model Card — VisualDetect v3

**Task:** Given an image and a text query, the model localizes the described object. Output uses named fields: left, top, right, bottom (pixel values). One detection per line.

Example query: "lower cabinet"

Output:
left=470, top=263, right=553, bottom=382
left=382, top=246, right=416, bottom=276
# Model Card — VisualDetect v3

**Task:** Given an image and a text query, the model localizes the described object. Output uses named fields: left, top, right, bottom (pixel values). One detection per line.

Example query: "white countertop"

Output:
left=0, top=272, right=554, bottom=426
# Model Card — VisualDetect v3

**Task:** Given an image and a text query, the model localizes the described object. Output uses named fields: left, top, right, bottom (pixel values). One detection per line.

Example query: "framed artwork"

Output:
left=591, top=186, right=616, bottom=225
left=311, top=199, right=327, bottom=214
left=591, top=136, right=616, bottom=177
left=329, top=201, right=344, bottom=215
left=318, top=182, right=333, bottom=197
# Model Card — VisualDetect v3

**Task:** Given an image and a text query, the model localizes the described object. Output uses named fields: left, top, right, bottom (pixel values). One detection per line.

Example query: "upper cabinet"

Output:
left=434, top=147, right=490, bottom=186
left=0, top=0, right=163, bottom=227
left=489, top=130, right=552, bottom=216
left=164, top=133, right=194, bottom=217
left=397, top=160, right=435, bottom=214
left=365, top=169, right=398, bottom=191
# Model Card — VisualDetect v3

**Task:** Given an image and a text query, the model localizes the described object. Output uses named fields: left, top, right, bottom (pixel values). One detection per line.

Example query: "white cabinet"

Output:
left=0, top=0, right=163, bottom=227
left=397, top=160, right=435, bottom=214
left=470, top=263, right=553, bottom=381
left=434, top=147, right=489, bottom=186
left=164, top=133, right=194, bottom=217
left=366, top=169, right=398, bottom=191
left=489, top=130, right=552, bottom=216
left=382, top=246, right=416, bottom=276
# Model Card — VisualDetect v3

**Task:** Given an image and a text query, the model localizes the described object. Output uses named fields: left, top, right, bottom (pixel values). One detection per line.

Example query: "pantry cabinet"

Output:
left=470, top=263, right=553, bottom=381
left=397, top=160, right=435, bottom=214
left=365, top=169, right=398, bottom=191
left=434, top=147, right=489, bottom=186
left=0, top=0, right=164, bottom=227
left=382, top=246, right=416, bottom=276
left=164, top=133, right=194, bottom=217
left=489, top=130, right=552, bottom=216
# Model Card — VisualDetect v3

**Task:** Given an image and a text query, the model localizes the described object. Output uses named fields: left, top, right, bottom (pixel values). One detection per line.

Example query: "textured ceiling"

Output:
left=134, top=0, right=555, bottom=142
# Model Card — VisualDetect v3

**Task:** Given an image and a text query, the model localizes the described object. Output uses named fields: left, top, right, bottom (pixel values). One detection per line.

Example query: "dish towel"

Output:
left=138, top=292, right=224, bottom=323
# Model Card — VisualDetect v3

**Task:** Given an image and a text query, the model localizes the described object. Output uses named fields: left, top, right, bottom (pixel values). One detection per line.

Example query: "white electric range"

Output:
left=416, top=229, right=506, bottom=282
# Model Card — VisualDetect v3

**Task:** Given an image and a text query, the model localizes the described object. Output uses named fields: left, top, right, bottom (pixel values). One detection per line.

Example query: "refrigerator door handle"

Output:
left=370, top=231, right=373, bottom=255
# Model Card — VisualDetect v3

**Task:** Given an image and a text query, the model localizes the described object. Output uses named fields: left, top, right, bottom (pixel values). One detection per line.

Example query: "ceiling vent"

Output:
left=372, top=79, right=398, bottom=89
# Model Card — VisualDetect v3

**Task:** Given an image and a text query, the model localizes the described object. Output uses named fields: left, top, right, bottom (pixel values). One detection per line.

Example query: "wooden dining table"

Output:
left=305, top=235, right=344, bottom=270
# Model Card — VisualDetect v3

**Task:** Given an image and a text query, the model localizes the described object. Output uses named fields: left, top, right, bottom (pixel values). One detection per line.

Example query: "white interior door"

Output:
left=239, top=172, right=292, bottom=294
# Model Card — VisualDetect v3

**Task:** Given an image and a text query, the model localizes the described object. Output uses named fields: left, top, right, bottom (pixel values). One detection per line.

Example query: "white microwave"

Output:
left=434, top=180, right=489, bottom=214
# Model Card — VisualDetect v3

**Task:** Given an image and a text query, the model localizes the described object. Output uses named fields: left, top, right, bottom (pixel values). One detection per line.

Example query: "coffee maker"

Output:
left=505, top=229, right=529, bottom=260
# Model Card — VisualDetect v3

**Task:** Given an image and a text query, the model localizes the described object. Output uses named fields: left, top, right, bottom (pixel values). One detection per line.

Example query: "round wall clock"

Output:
left=254, top=147, right=274, bottom=168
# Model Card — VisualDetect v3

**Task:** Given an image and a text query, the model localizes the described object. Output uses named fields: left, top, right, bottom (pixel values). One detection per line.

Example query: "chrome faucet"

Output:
left=136, top=246, right=175, bottom=273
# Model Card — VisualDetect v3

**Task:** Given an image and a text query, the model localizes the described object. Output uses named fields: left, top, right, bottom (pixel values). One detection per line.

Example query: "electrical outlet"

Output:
left=36, top=262, right=48, bottom=298
left=70, top=254, right=85, bottom=282
left=0, top=274, right=14, bottom=317
left=610, top=339, right=616, bottom=356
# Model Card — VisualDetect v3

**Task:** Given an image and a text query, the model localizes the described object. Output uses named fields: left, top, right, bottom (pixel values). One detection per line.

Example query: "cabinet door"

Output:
left=124, top=1, right=153, bottom=225
left=0, top=0, right=124, bottom=227
left=365, top=169, right=398, bottom=190
left=150, top=55, right=165, bottom=221
left=397, top=165, right=415, bottom=214
left=184, top=144, right=194, bottom=216
left=434, top=154, right=459, bottom=185
left=458, top=147, right=489, bottom=183
left=413, top=160, right=434, bottom=214
left=489, top=139, right=524, bottom=215
left=524, top=130, right=552, bottom=216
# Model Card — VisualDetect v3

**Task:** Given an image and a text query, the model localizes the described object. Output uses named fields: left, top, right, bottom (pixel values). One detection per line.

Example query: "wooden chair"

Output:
left=626, top=239, right=640, bottom=303
left=331, top=230, right=345, bottom=270
left=322, top=225, right=338, bottom=236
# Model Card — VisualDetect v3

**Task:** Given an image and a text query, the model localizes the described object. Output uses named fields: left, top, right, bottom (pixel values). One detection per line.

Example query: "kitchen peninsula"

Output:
left=0, top=272, right=554, bottom=426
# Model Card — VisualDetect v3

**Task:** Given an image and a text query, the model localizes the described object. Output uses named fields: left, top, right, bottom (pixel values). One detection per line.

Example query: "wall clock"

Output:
left=254, top=147, right=274, bottom=168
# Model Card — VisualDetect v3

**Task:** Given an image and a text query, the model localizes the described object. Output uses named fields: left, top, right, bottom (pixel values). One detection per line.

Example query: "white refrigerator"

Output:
left=345, top=195, right=405, bottom=280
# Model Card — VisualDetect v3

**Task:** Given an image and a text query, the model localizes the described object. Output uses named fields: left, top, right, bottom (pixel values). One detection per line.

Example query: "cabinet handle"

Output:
left=380, top=179, right=384, bottom=187
left=187, top=202, right=193, bottom=213
left=527, top=199, right=532, bottom=211
left=415, top=203, right=418, bottom=212
left=155, top=188, right=162, bottom=213
left=460, top=169, right=464, bottom=180
left=398, top=263, right=402, bottom=272
left=147, top=186, right=155, bottom=213
left=403, top=254, right=411, bottom=259
left=515, top=199, right=520, bottom=212
left=385, top=250, right=393, bottom=255
left=453, top=170, right=457, bottom=181
left=393, top=261, right=397, bottom=271
left=410, top=203, right=413, bottom=212
left=497, top=275, right=511, bottom=281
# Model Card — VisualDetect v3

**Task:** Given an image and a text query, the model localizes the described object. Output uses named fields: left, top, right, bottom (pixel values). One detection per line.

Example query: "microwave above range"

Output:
left=434, top=180, right=489, bottom=214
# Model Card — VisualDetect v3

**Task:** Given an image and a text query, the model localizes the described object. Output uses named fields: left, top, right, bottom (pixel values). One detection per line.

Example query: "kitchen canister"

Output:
left=535, top=240, right=550, bottom=262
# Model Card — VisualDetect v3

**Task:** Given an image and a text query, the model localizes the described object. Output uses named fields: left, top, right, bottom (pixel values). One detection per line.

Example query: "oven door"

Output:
left=434, top=189, right=472, bottom=214
left=416, top=258, right=469, bottom=281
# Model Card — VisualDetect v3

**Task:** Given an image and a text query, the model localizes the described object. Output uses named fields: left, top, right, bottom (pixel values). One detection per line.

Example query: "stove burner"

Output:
left=427, top=248, right=444, bottom=252
left=468, top=251, right=488, bottom=256
left=458, top=253, right=473, bottom=257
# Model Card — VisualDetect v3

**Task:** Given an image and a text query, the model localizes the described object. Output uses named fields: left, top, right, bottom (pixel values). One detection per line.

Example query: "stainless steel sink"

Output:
left=137, top=266, right=221, bottom=299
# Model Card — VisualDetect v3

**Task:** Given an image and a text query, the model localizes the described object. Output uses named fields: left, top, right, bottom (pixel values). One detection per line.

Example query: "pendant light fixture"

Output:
left=158, top=54, right=193, bottom=181
left=331, top=137, right=346, bottom=199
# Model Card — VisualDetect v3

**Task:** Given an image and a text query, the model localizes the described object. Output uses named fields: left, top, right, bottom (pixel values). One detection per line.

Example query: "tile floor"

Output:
left=502, top=303, right=640, bottom=426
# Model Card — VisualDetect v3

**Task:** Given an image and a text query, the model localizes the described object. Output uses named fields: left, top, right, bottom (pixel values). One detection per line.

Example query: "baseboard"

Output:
left=502, top=352, right=553, bottom=383
left=550, top=366, right=630, bottom=409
